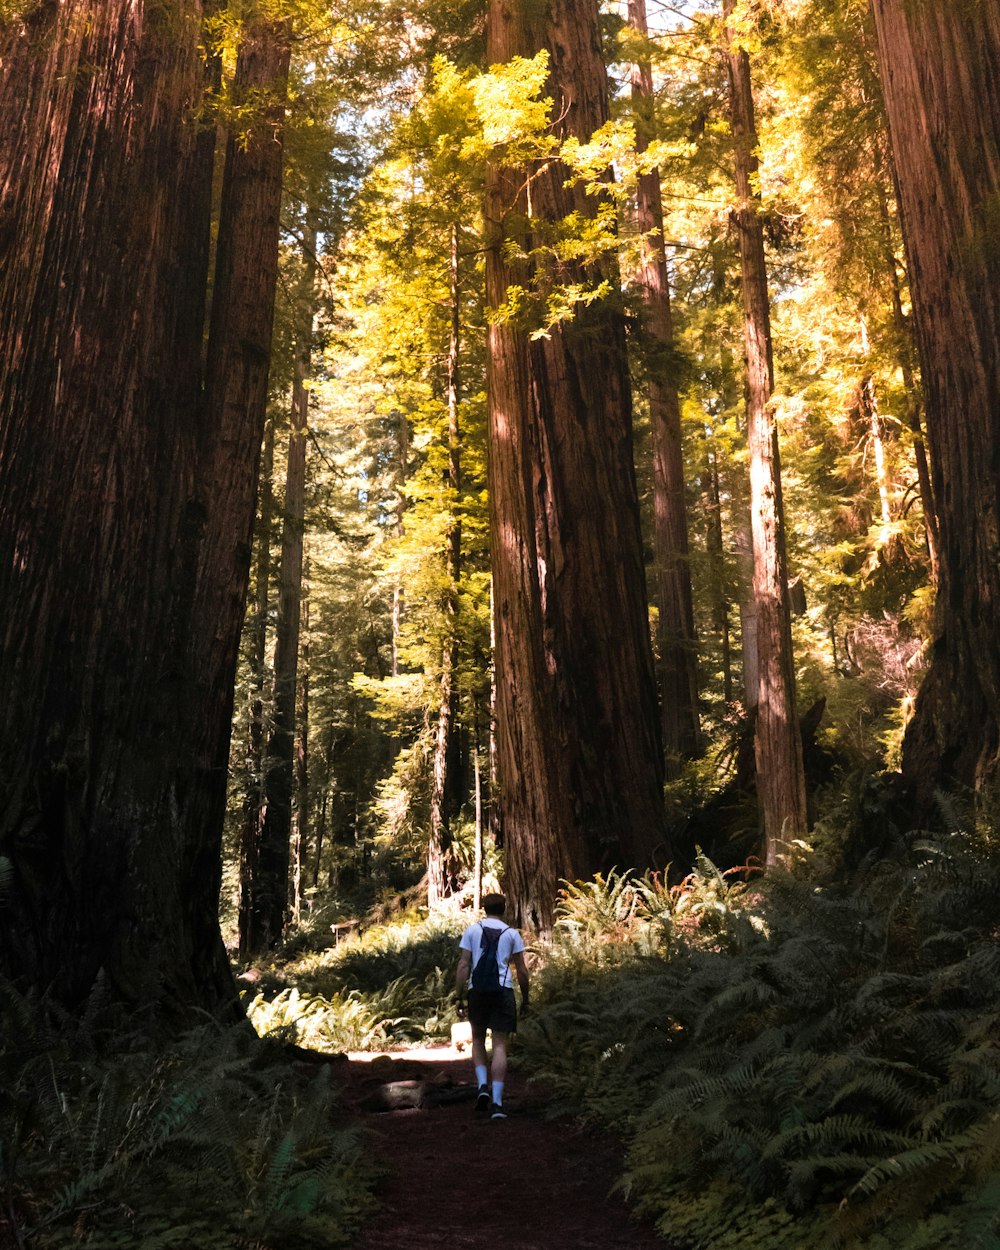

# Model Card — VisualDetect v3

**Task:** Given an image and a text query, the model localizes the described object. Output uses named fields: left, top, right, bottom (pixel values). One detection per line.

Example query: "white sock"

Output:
left=475, top=1065, right=488, bottom=1088
left=492, top=1080, right=504, bottom=1106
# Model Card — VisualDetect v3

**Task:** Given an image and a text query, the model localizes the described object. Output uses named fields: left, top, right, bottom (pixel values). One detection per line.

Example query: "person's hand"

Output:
left=457, top=997, right=467, bottom=1019
left=520, top=998, right=530, bottom=1019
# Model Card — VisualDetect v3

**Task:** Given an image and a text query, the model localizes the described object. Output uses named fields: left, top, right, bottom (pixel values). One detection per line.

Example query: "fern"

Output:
left=1, top=1006, right=375, bottom=1249
left=520, top=838, right=1000, bottom=1249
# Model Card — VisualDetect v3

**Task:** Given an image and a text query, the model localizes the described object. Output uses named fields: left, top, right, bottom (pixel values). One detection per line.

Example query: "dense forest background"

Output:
left=2, top=0, right=1000, bottom=1246
left=222, top=0, right=940, bottom=935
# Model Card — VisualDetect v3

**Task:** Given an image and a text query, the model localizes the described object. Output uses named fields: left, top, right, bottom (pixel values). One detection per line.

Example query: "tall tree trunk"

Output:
left=0, top=0, right=235, bottom=1014
left=473, top=719, right=484, bottom=913
left=239, top=419, right=275, bottom=960
left=249, top=213, right=316, bottom=952
left=313, top=721, right=335, bottom=889
left=857, top=317, right=893, bottom=541
left=714, top=251, right=759, bottom=712
left=428, top=224, right=462, bottom=908
left=869, top=0, right=1000, bottom=807
left=876, top=183, right=939, bottom=580
left=486, top=0, right=666, bottom=932
left=291, top=577, right=310, bottom=927
left=627, top=0, right=701, bottom=779
left=722, top=2, right=808, bottom=864
left=391, top=412, right=410, bottom=680
left=703, top=431, right=734, bottom=704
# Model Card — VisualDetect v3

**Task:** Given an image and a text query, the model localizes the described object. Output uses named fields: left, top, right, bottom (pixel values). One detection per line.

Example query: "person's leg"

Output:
left=490, top=1031, right=509, bottom=1111
left=471, top=1023, right=491, bottom=1111
left=472, top=1024, right=489, bottom=1083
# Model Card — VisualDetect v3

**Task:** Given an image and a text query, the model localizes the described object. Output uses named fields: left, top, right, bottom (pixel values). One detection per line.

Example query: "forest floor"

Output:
left=339, top=1043, right=672, bottom=1250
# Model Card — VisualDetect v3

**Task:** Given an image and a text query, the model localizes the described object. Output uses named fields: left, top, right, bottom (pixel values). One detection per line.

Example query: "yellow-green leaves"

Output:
left=473, top=52, right=555, bottom=157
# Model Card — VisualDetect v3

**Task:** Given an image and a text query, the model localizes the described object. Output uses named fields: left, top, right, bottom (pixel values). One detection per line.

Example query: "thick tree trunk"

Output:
left=870, top=0, right=1000, bottom=807
left=486, top=0, right=665, bottom=932
left=248, top=212, right=315, bottom=952
left=428, top=226, right=463, bottom=908
left=627, top=0, right=700, bottom=779
left=0, top=0, right=235, bottom=1014
left=722, top=3, right=808, bottom=863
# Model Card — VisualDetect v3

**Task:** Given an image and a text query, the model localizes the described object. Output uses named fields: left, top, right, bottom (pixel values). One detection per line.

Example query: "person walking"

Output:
left=455, top=893, right=530, bottom=1120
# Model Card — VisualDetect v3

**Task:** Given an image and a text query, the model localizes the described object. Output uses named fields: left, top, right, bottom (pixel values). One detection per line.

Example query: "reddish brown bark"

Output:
left=0, top=1, right=290, bottom=1015
left=870, top=0, right=1000, bottom=806
left=0, top=0, right=231, bottom=1013
left=722, top=2, right=807, bottom=863
left=486, top=0, right=665, bottom=931
left=627, top=0, right=700, bottom=778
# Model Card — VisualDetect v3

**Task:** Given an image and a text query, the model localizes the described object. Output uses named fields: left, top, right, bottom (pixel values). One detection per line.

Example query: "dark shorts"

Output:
left=467, top=987, right=517, bottom=1034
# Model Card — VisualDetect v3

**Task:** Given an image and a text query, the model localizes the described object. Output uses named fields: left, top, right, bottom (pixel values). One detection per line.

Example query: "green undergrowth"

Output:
left=0, top=993, right=376, bottom=1250
left=519, top=838, right=1000, bottom=1250
left=243, top=911, right=465, bottom=1052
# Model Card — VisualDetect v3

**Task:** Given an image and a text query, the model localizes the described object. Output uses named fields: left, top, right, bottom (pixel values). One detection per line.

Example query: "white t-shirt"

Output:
left=460, top=917, right=525, bottom=990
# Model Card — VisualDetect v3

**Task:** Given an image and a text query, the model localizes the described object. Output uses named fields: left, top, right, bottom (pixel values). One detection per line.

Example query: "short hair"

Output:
left=482, top=893, right=506, bottom=917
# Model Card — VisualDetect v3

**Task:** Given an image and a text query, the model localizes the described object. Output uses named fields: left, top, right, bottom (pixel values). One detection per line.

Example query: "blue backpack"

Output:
left=471, top=923, right=508, bottom=992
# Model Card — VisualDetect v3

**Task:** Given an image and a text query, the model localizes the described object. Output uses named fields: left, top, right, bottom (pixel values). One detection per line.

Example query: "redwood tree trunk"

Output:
left=627, top=0, right=700, bottom=778
left=486, top=0, right=665, bottom=931
left=248, top=211, right=314, bottom=952
left=722, top=3, right=808, bottom=863
left=427, top=224, right=463, bottom=908
left=0, top=0, right=231, bottom=1013
left=870, top=0, right=1000, bottom=806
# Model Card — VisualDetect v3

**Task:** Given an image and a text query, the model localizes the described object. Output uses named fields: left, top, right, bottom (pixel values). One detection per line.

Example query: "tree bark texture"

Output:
left=0, top=0, right=233, bottom=1013
left=627, top=0, right=701, bottom=779
left=248, top=207, right=313, bottom=952
left=486, top=0, right=666, bottom=931
left=722, top=3, right=808, bottom=862
left=427, top=224, right=463, bottom=908
left=870, top=0, right=1000, bottom=807
left=0, top=1, right=289, bottom=1015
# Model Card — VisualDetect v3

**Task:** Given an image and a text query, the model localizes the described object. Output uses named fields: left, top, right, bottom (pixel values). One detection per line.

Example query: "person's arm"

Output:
left=455, top=949, right=472, bottom=1012
left=511, top=950, right=530, bottom=1014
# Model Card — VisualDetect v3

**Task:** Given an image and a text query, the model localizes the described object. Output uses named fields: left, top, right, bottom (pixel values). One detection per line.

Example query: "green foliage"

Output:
left=0, top=993, right=375, bottom=1249
left=247, top=914, right=465, bottom=1049
left=521, top=839, right=1000, bottom=1249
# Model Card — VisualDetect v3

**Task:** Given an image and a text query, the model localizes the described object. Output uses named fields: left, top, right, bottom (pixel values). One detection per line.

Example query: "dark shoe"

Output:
left=490, top=1102, right=507, bottom=1120
left=475, top=1086, right=490, bottom=1115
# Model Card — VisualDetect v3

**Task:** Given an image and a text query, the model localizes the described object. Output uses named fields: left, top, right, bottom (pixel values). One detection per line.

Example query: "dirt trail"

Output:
left=342, top=1047, right=670, bottom=1250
